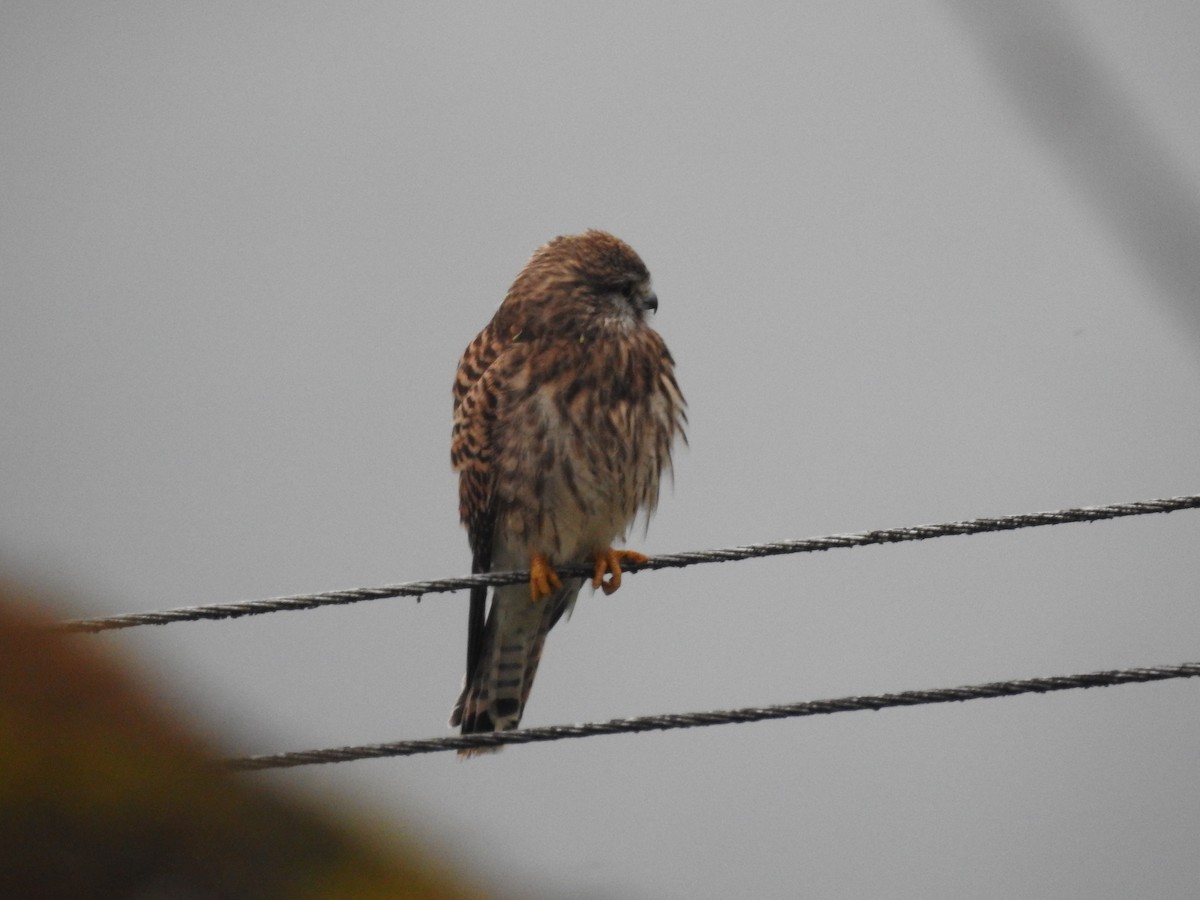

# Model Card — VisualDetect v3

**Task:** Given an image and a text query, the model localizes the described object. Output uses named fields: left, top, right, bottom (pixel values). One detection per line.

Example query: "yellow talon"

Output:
left=591, top=549, right=649, bottom=596
left=529, top=552, right=562, bottom=602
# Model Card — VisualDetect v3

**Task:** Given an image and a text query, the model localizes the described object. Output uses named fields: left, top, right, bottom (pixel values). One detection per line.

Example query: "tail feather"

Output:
left=450, top=580, right=581, bottom=754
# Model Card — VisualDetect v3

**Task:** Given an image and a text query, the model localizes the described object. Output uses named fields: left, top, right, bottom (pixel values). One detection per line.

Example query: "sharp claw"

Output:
left=529, top=552, right=562, bottom=602
left=592, top=549, right=649, bottom=596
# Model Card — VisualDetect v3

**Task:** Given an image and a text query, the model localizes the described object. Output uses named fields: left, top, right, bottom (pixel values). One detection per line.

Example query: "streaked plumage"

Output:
left=449, top=230, right=685, bottom=751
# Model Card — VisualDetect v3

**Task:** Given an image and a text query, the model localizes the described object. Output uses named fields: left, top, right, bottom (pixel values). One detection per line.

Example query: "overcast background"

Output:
left=3, top=3, right=1200, bottom=898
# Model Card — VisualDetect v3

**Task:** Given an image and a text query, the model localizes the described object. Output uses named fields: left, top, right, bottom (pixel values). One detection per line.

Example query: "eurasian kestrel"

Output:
left=449, top=230, right=686, bottom=750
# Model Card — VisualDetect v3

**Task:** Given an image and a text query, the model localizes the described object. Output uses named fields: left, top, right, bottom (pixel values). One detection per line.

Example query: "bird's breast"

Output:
left=493, top=336, right=675, bottom=565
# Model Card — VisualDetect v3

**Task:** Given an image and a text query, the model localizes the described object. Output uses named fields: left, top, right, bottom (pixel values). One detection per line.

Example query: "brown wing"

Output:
left=450, top=317, right=517, bottom=692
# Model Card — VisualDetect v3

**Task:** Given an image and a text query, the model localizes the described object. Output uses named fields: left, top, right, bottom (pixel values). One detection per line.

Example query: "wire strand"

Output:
left=58, top=494, right=1200, bottom=634
left=226, top=660, right=1200, bottom=769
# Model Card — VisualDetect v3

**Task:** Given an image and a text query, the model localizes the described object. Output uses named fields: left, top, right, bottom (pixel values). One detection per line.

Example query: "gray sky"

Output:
left=3, top=3, right=1200, bottom=898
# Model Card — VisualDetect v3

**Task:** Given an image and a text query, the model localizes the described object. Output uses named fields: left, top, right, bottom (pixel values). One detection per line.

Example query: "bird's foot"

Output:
left=591, top=549, right=649, bottom=596
left=529, top=552, right=562, bottom=602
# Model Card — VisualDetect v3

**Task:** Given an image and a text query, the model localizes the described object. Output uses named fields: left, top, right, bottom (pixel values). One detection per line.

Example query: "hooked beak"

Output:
left=640, top=292, right=659, bottom=314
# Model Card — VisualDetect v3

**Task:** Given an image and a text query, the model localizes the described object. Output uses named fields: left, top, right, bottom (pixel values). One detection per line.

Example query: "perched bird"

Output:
left=449, top=230, right=686, bottom=750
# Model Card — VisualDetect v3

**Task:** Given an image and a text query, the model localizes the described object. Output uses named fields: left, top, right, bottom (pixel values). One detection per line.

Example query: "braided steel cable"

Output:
left=58, top=494, right=1200, bottom=634
left=227, top=661, right=1200, bottom=770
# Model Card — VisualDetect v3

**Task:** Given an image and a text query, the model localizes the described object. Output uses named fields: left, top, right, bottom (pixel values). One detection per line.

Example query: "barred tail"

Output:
left=449, top=580, right=580, bottom=756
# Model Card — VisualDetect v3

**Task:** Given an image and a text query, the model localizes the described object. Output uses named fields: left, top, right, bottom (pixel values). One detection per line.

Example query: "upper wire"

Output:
left=57, top=494, right=1200, bottom=634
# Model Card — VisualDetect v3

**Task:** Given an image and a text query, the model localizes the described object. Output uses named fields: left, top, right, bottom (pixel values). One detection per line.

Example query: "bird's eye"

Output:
left=618, top=283, right=636, bottom=299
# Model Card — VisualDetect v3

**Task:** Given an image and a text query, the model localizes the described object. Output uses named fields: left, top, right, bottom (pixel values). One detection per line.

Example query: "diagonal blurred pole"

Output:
left=951, top=1, right=1200, bottom=347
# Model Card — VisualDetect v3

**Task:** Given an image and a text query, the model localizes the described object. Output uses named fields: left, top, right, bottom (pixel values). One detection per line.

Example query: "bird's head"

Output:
left=516, top=230, right=659, bottom=327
